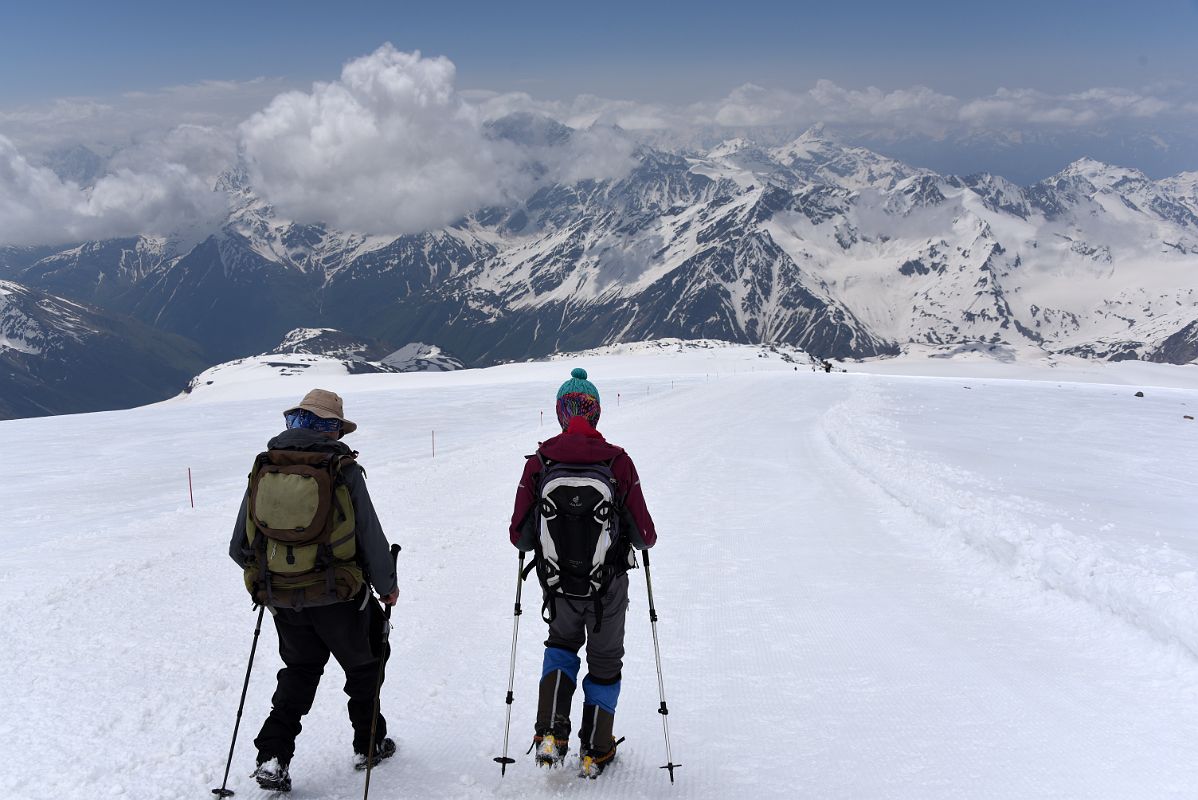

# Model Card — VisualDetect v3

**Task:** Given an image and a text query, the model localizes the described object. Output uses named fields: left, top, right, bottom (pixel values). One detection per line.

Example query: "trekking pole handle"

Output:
left=514, top=550, right=526, bottom=614
left=643, top=548, right=659, bottom=619
left=383, top=544, right=400, bottom=621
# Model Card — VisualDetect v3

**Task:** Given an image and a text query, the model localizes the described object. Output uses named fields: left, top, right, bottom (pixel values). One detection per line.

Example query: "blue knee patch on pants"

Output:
left=582, top=675, right=621, bottom=714
left=541, top=647, right=581, bottom=684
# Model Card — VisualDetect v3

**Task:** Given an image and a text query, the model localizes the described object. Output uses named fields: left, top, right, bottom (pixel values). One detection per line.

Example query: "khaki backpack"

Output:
left=243, top=449, right=363, bottom=608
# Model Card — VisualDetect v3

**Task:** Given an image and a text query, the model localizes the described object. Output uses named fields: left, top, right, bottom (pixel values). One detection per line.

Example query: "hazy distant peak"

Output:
left=772, top=129, right=841, bottom=162
left=39, top=144, right=106, bottom=187
left=214, top=166, right=252, bottom=194
left=706, top=137, right=755, bottom=158
left=1052, top=157, right=1148, bottom=186
left=484, top=112, right=574, bottom=148
left=1159, top=171, right=1198, bottom=198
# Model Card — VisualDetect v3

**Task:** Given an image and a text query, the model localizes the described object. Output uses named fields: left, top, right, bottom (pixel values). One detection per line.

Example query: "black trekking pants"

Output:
left=254, top=593, right=390, bottom=763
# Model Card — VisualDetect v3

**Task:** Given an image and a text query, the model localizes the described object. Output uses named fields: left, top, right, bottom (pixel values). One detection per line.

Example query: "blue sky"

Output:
left=3, top=0, right=1196, bottom=104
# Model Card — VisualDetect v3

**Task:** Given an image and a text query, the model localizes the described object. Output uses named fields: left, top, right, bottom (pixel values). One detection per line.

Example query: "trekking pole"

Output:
left=642, top=549, right=681, bottom=783
left=493, top=550, right=527, bottom=775
left=363, top=543, right=401, bottom=800
left=211, top=604, right=266, bottom=798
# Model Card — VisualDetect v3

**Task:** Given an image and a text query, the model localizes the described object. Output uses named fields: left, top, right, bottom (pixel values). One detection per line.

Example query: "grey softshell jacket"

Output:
left=228, top=428, right=399, bottom=597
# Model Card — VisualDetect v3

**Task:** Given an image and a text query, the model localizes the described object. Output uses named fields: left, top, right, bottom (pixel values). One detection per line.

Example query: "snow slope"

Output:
left=1, top=346, right=1197, bottom=798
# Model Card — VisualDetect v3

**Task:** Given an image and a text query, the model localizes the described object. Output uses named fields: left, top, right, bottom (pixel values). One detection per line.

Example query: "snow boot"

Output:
left=578, top=704, right=618, bottom=779
left=353, top=736, right=396, bottom=771
left=533, top=669, right=576, bottom=766
left=251, top=758, right=292, bottom=792
left=532, top=732, right=570, bottom=767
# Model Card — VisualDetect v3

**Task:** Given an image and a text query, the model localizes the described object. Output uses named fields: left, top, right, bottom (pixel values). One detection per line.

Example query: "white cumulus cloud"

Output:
left=239, top=45, right=635, bottom=235
left=959, top=86, right=1173, bottom=128
left=0, top=133, right=226, bottom=247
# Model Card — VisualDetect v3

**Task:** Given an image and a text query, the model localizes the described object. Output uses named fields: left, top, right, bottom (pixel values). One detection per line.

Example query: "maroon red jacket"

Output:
left=509, top=416, right=657, bottom=550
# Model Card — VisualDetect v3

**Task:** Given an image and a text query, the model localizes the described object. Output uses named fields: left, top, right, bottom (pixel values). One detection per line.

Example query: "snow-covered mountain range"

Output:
left=0, top=279, right=205, bottom=418
left=2, top=121, right=1196, bottom=417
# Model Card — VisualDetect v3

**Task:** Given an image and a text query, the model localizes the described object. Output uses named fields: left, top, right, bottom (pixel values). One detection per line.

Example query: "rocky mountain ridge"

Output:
left=0, top=280, right=206, bottom=418
left=3, top=122, right=1197, bottom=417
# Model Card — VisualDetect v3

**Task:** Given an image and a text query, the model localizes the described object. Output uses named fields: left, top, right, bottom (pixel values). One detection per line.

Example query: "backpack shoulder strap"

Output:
left=531, top=452, right=551, bottom=496
left=331, top=452, right=358, bottom=480
left=606, top=452, right=634, bottom=508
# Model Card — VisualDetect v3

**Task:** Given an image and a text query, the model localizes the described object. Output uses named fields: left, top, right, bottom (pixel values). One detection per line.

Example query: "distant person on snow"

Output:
left=229, top=389, right=399, bottom=793
left=508, top=368, right=657, bottom=779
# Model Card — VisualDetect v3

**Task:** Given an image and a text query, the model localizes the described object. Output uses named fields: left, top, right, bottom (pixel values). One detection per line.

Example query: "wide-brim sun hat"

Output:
left=284, top=388, right=357, bottom=434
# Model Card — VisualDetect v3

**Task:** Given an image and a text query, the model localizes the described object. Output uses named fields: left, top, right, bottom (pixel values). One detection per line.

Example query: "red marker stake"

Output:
left=188, top=468, right=195, bottom=509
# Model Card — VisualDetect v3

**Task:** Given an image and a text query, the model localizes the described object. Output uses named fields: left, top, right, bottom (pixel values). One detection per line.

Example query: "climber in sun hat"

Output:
left=227, top=387, right=397, bottom=792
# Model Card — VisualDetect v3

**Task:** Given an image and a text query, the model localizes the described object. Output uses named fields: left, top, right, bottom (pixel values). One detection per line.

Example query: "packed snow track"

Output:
left=2, top=345, right=1196, bottom=798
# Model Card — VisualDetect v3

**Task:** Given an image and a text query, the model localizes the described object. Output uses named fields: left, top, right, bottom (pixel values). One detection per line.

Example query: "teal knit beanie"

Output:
left=556, top=367, right=600, bottom=403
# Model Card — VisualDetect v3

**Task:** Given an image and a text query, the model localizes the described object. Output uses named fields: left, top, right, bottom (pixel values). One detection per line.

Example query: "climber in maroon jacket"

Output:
left=507, top=367, right=656, bottom=778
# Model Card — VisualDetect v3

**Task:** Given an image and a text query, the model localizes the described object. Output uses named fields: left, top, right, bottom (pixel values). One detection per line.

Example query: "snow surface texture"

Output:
left=2, top=346, right=1197, bottom=798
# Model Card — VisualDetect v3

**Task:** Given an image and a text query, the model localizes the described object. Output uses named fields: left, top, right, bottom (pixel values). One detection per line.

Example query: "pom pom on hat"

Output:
left=571, top=367, right=588, bottom=380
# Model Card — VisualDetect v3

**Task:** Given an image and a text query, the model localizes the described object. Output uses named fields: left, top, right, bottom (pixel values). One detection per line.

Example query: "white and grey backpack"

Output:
left=532, top=456, right=631, bottom=627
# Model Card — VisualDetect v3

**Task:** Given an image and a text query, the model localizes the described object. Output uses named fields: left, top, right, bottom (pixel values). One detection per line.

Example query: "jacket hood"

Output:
left=538, top=418, right=625, bottom=463
left=267, top=428, right=355, bottom=456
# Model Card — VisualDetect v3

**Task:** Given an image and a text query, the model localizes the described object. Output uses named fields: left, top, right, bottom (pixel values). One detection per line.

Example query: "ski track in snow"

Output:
left=822, top=374, right=1198, bottom=660
left=1, top=352, right=1197, bottom=798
